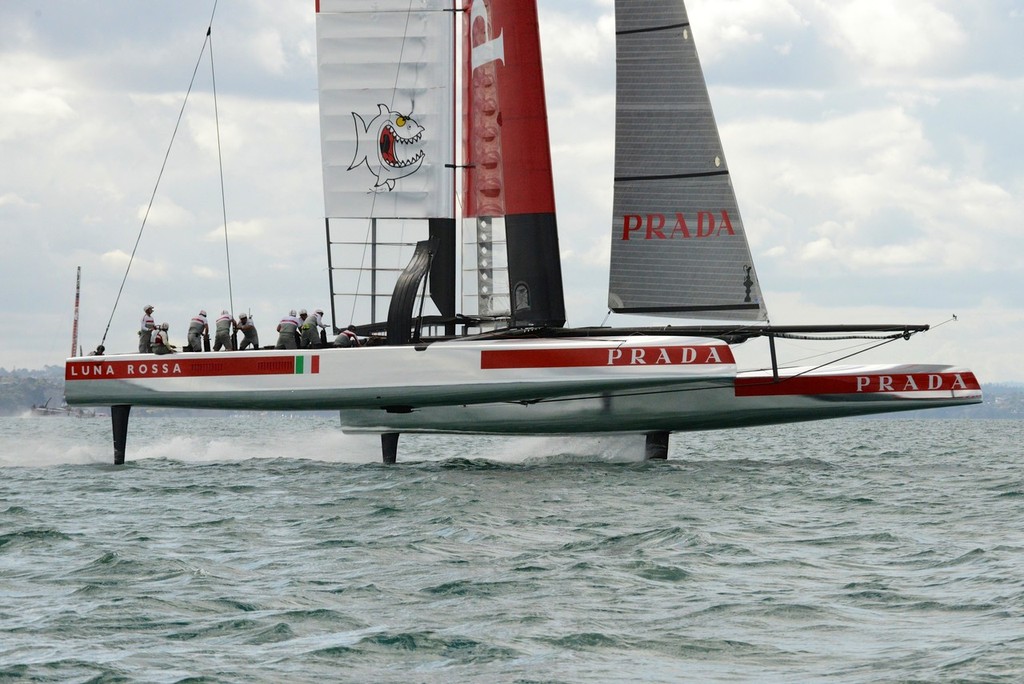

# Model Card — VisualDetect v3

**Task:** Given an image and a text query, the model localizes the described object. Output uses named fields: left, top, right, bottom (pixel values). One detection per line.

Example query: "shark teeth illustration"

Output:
left=350, top=104, right=427, bottom=190
left=381, top=125, right=425, bottom=169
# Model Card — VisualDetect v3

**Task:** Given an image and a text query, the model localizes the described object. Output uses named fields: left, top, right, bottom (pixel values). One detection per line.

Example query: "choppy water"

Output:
left=1, top=415, right=1021, bottom=682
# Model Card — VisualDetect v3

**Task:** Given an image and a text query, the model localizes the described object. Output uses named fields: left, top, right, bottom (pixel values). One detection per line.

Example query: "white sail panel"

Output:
left=608, top=0, right=768, bottom=321
left=316, top=0, right=454, bottom=220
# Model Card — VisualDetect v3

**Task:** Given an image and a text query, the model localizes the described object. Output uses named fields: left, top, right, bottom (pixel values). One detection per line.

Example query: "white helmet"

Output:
left=289, top=309, right=296, bottom=316
left=161, top=322, right=169, bottom=330
left=221, top=309, right=229, bottom=315
left=299, top=309, right=308, bottom=316
left=199, top=310, right=207, bottom=316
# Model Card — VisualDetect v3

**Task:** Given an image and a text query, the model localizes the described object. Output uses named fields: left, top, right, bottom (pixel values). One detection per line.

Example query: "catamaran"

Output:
left=65, top=0, right=981, bottom=464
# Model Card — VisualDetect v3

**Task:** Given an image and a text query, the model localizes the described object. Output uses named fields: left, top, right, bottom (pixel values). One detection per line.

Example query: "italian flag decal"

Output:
left=294, top=355, right=320, bottom=374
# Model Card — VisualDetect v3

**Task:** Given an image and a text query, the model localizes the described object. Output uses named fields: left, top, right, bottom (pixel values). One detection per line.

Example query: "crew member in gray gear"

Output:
left=152, top=323, right=175, bottom=355
left=187, top=310, right=208, bottom=352
left=236, top=313, right=259, bottom=350
left=300, top=308, right=325, bottom=348
left=234, top=313, right=258, bottom=350
left=139, top=305, right=156, bottom=353
left=212, top=310, right=234, bottom=351
left=275, top=310, right=300, bottom=349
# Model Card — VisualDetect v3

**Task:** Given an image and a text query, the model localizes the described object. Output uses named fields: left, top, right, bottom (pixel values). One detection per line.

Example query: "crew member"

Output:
left=333, top=325, right=360, bottom=348
left=300, top=308, right=325, bottom=348
left=237, top=312, right=259, bottom=350
left=139, top=305, right=156, bottom=353
left=213, top=310, right=234, bottom=351
left=314, top=309, right=327, bottom=346
left=188, top=310, right=208, bottom=352
left=276, top=310, right=301, bottom=349
left=296, top=309, right=309, bottom=348
left=152, top=323, right=175, bottom=355
left=90, top=344, right=105, bottom=356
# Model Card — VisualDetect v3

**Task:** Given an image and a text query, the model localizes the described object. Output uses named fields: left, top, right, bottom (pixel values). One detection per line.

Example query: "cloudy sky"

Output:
left=1, top=0, right=1021, bottom=383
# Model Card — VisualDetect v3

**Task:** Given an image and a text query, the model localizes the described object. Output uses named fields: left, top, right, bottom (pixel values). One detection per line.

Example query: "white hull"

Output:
left=335, top=365, right=980, bottom=435
left=65, top=336, right=981, bottom=434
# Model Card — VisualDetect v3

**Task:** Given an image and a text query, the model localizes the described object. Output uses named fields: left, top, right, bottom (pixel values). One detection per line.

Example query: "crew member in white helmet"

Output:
left=333, top=325, right=360, bottom=348
left=187, top=310, right=208, bottom=352
left=236, top=312, right=259, bottom=350
left=276, top=310, right=301, bottom=349
left=213, top=310, right=235, bottom=351
left=139, top=305, right=156, bottom=353
left=300, top=308, right=326, bottom=348
left=152, top=323, right=175, bottom=355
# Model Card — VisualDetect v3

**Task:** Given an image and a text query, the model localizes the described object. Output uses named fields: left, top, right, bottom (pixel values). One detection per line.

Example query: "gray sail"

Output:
left=608, top=0, right=768, bottom=322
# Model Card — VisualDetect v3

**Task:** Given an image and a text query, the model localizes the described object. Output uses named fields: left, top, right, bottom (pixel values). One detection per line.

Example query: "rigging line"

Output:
left=98, top=0, right=222, bottom=348
left=209, top=27, right=234, bottom=320
left=777, top=335, right=905, bottom=383
left=929, top=315, right=959, bottom=330
left=391, top=0, right=416, bottom=113
left=758, top=335, right=908, bottom=371
left=98, top=0, right=223, bottom=348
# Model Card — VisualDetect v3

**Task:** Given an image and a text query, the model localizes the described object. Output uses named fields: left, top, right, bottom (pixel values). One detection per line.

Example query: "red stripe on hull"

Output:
left=481, top=345, right=735, bottom=370
left=735, top=372, right=981, bottom=397
left=66, top=355, right=316, bottom=381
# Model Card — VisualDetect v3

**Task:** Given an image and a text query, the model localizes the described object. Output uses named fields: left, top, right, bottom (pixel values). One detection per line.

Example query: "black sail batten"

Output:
left=617, top=303, right=763, bottom=314
left=615, top=169, right=730, bottom=183
left=616, top=21, right=690, bottom=36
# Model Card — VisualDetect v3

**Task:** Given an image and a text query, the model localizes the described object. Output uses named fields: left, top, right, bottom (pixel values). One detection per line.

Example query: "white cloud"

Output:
left=100, top=250, right=167, bottom=279
left=723, top=104, right=1022, bottom=278
left=824, top=0, right=966, bottom=71
left=687, top=0, right=807, bottom=62
left=0, top=192, right=35, bottom=209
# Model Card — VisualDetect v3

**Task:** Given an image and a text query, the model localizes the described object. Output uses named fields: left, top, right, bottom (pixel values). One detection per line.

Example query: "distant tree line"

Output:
left=0, top=372, right=66, bottom=416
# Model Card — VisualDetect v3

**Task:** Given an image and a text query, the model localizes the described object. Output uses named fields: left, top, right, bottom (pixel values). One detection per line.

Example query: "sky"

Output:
left=1, top=0, right=1021, bottom=383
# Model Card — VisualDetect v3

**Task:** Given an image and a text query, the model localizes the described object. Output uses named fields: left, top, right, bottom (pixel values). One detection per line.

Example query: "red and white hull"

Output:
left=334, top=363, right=982, bottom=434
left=65, top=336, right=981, bottom=433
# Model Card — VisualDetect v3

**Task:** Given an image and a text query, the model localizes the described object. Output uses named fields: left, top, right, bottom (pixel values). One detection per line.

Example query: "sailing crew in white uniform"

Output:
left=333, top=326, right=360, bottom=348
left=297, top=309, right=309, bottom=347
left=152, top=323, right=175, bottom=355
left=139, top=305, right=156, bottom=353
left=236, top=313, right=259, bottom=350
left=300, top=308, right=325, bottom=348
left=275, top=310, right=301, bottom=349
left=213, top=310, right=234, bottom=351
left=187, top=310, right=208, bottom=352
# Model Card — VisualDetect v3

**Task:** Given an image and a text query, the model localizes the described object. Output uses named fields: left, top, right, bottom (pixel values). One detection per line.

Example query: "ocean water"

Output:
left=1, top=415, right=1021, bottom=683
